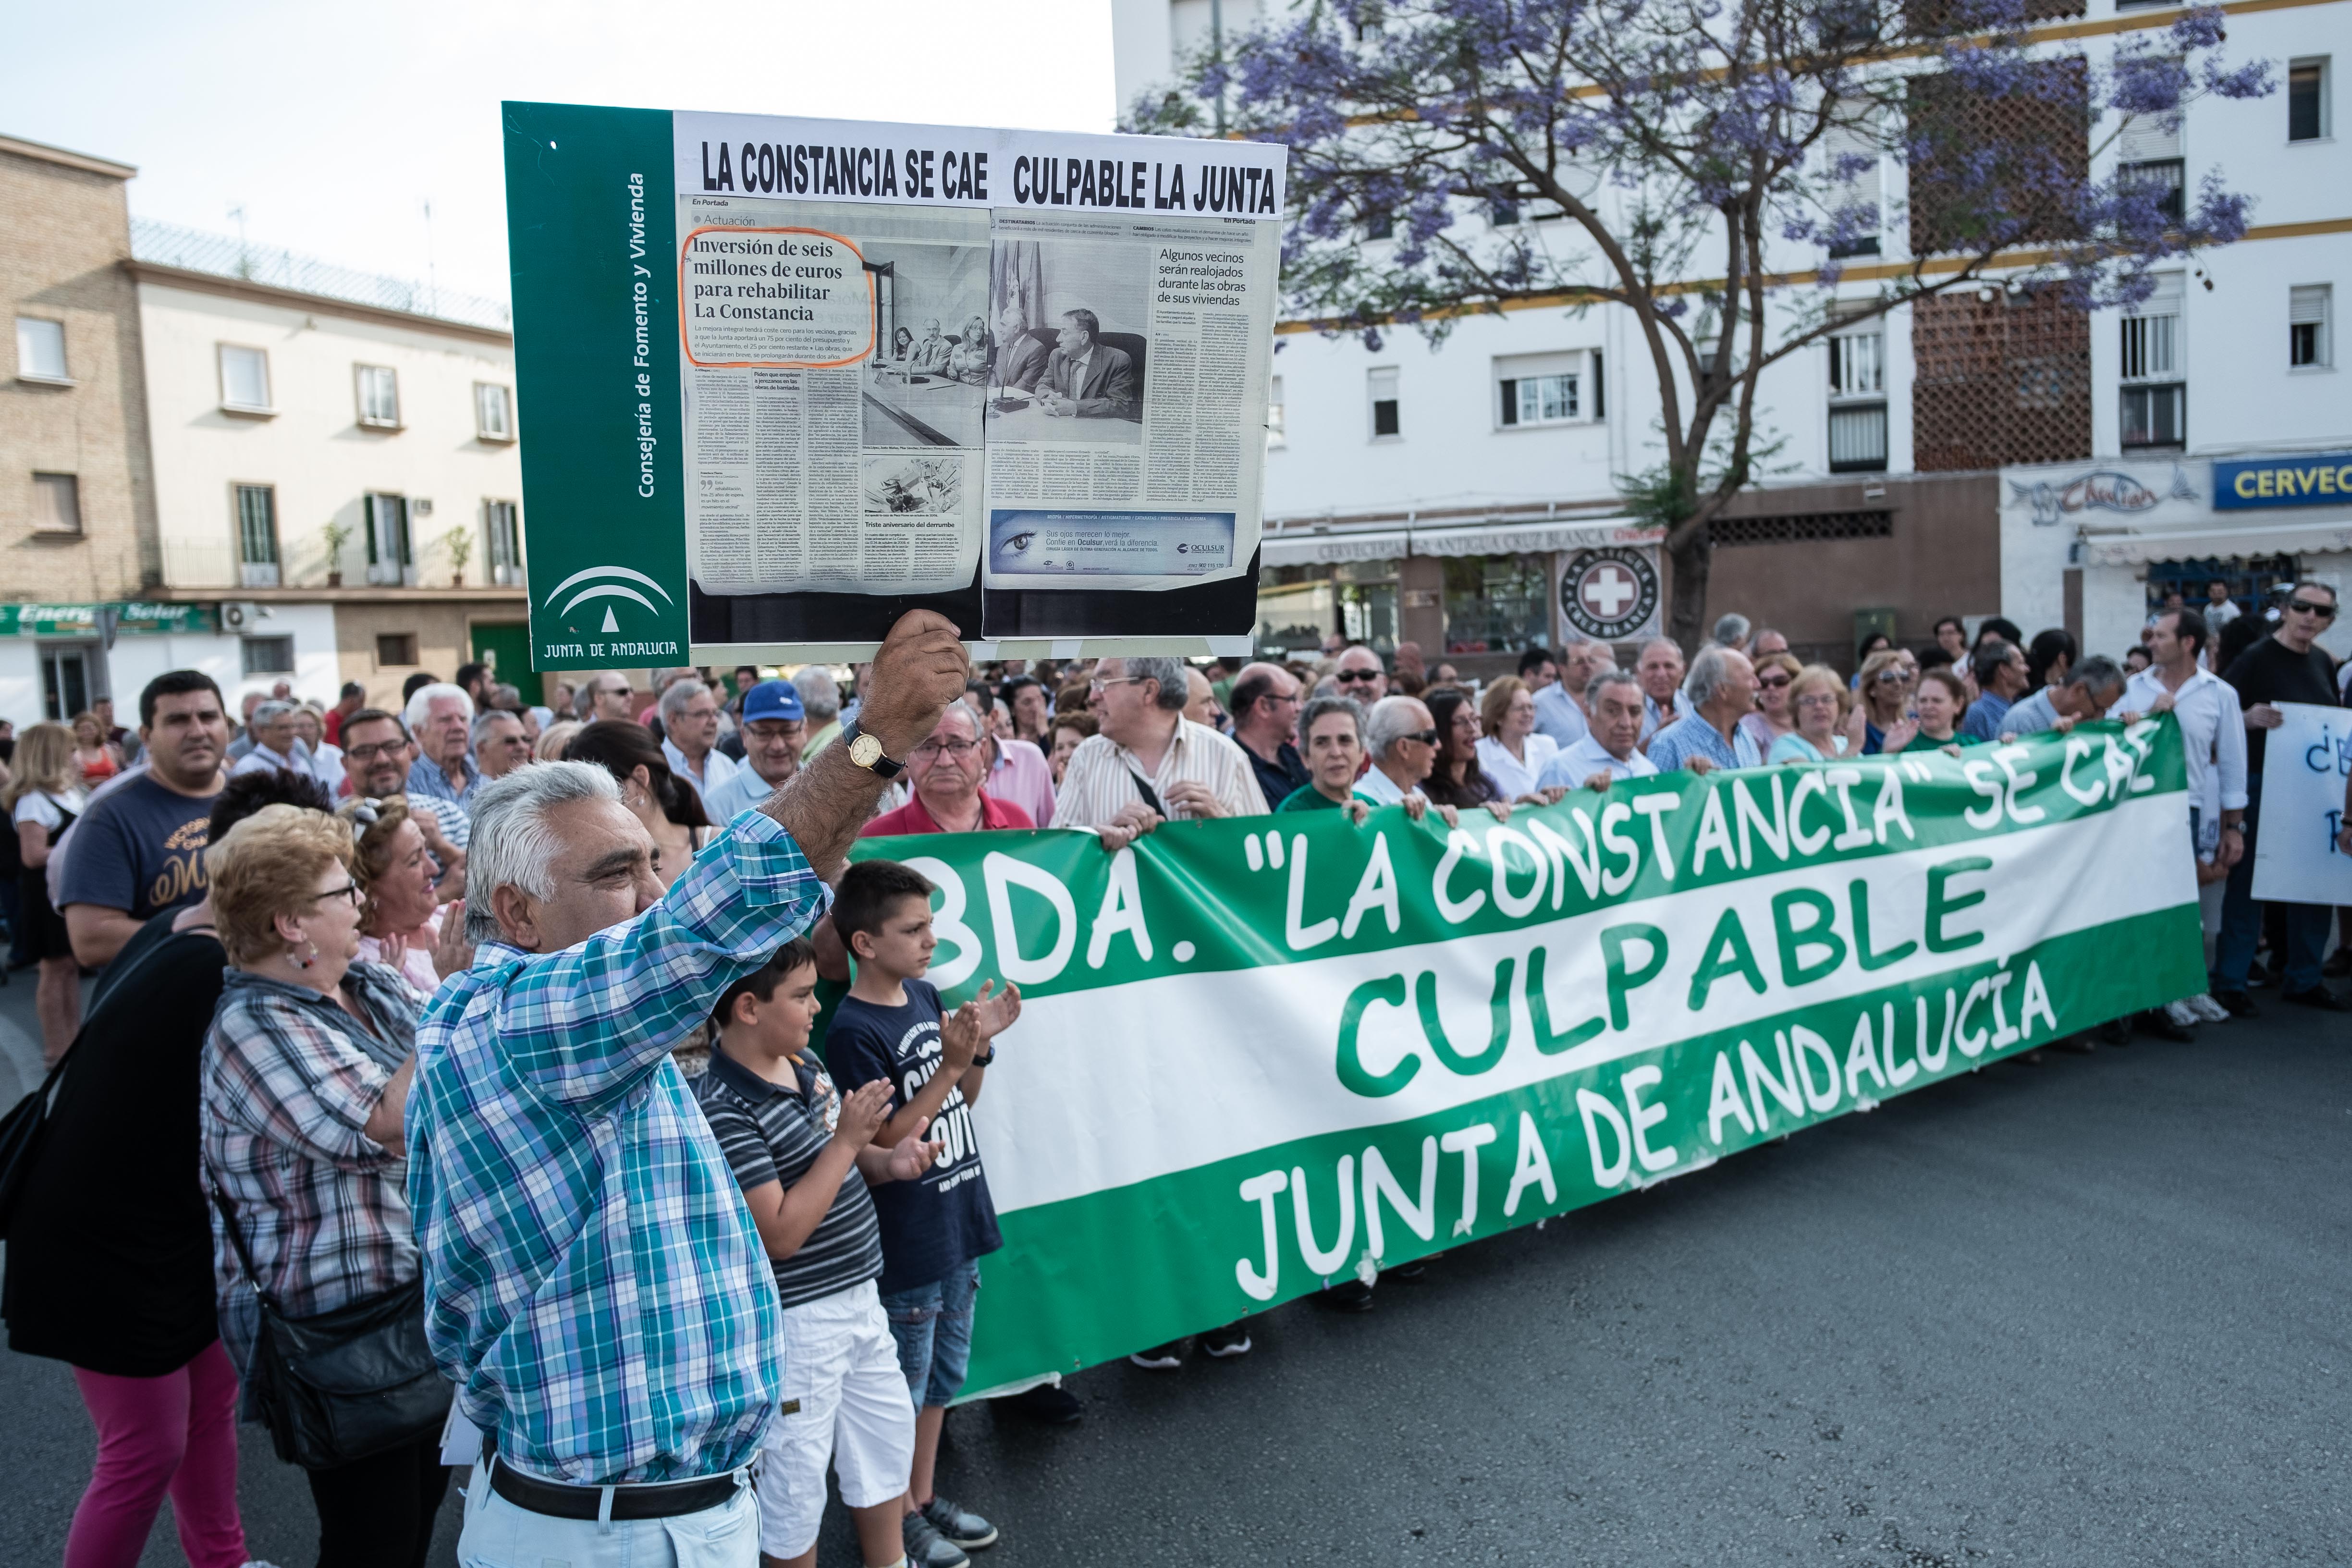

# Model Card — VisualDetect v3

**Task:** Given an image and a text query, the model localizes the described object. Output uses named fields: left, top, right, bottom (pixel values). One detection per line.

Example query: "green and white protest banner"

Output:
left=840, top=721, right=2203, bottom=1396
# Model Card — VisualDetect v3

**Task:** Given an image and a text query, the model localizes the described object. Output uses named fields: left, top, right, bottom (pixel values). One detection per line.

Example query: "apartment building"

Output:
left=1112, top=0, right=2351, bottom=669
left=1, top=130, right=536, bottom=721
left=129, top=222, right=532, bottom=710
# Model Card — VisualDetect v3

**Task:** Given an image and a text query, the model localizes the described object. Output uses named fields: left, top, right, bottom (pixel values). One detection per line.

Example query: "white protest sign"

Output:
left=2251, top=701, right=2352, bottom=903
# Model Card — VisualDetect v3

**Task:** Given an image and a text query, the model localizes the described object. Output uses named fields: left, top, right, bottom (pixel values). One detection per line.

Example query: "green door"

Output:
left=470, top=622, right=542, bottom=706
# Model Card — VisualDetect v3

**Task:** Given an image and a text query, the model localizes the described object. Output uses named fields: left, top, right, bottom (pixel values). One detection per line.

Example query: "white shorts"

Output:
left=756, top=1280, right=918, bottom=1559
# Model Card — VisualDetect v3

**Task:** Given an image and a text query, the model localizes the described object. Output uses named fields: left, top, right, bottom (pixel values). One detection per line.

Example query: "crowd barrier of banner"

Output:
left=831, top=720, right=2204, bottom=1396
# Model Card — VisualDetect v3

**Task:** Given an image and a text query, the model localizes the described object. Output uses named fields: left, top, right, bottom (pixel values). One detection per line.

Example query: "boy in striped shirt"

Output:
left=694, top=936, right=943, bottom=1568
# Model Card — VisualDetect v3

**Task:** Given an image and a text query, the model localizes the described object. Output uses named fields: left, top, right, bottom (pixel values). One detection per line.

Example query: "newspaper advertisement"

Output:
left=668, top=113, right=1286, bottom=610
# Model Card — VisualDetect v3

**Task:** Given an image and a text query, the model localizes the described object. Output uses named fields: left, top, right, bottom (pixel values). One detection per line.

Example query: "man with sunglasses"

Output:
left=1333, top=645, right=1388, bottom=703
left=2216, top=580, right=2348, bottom=1012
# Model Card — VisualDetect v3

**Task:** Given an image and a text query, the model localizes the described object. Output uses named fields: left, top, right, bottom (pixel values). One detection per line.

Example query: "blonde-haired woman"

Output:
left=534, top=719, right=582, bottom=761
left=339, top=796, right=466, bottom=998
left=1769, top=665, right=1855, bottom=764
left=6, top=722, right=86, bottom=1063
left=201, top=805, right=448, bottom=1563
left=1473, top=676, right=1561, bottom=801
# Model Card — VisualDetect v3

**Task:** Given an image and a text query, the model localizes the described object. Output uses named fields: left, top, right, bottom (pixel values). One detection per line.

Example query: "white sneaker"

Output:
left=2185, top=992, right=2230, bottom=1023
left=2164, top=999, right=2200, bottom=1028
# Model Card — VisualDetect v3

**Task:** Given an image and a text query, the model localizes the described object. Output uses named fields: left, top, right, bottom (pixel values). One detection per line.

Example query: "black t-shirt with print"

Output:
left=822, top=979, right=1002, bottom=1295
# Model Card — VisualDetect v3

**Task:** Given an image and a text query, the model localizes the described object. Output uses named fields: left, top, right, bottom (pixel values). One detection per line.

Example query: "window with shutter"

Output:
left=236, top=484, right=280, bottom=586
left=1820, top=110, right=1882, bottom=257
left=220, top=345, right=271, bottom=411
left=15, top=318, right=67, bottom=381
left=1368, top=367, right=1400, bottom=439
left=2290, top=285, right=2333, bottom=369
left=2120, top=273, right=2186, bottom=447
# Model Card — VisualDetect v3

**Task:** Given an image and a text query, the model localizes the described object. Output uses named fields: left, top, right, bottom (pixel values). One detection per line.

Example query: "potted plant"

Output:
left=320, top=518, right=355, bottom=587
left=444, top=526, right=475, bottom=588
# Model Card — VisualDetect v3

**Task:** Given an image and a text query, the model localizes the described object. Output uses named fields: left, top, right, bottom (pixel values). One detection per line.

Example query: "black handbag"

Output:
left=210, top=1187, right=453, bottom=1470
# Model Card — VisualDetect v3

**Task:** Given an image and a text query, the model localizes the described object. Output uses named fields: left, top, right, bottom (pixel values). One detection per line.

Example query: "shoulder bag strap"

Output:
left=1124, top=768, right=1164, bottom=816
left=206, top=1181, right=285, bottom=1317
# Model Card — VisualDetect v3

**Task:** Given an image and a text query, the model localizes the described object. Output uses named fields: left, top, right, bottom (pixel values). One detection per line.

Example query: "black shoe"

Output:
left=1314, top=1280, right=1375, bottom=1313
left=2249, top=957, right=2278, bottom=988
left=1385, top=1259, right=1428, bottom=1281
left=2213, top=989, right=2261, bottom=1017
left=2283, top=985, right=2352, bottom=1012
left=2138, top=1008, right=2194, bottom=1042
left=1199, top=1322, right=1253, bottom=1358
left=922, top=1495, right=999, bottom=1552
left=904, top=1510, right=972, bottom=1568
left=2098, top=1017, right=2133, bottom=1045
left=1127, top=1338, right=1187, bottom=1370
left=1005, top=1381, right=1081, bottom=1426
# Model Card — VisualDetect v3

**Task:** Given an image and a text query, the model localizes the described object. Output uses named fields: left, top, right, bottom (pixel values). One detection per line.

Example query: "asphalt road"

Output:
left=2, top=969, right=2345, bottom=1568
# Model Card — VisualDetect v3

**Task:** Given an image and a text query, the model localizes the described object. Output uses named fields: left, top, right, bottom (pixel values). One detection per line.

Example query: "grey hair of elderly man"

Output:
left=470, top=708, right=523, bottom=747
left=249, top=698, right=298, bottom=728
left=464, top=761, right=626, bottom=944
left=793, top=666, right=842, bottom=721
left=1364, top=694, right=1432, bottom=760
left=657, top=676, right=709, bottom=727
left=1586, top=667, right=1642, bottom=709
left=1683, top=644, right=1753, bottom=710
left=1710, top=612, right=1752, bottom=649
left=1120, top=655, right=1191, bottom=711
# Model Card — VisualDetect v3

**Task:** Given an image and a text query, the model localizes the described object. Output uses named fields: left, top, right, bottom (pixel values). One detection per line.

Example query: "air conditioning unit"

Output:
left=219, top=601, right=265, bottom=632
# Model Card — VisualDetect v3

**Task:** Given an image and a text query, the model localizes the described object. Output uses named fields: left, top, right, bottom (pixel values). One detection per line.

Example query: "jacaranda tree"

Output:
left=1131, top=0, right=2271, bottom=644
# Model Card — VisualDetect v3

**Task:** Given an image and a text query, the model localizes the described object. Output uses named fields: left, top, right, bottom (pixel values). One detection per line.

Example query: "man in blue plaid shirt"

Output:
left=407, top=612, right=970, bottom=1565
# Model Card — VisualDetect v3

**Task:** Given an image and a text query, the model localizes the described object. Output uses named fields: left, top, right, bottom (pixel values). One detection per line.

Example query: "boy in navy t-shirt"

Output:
left=825, top=859, right=1022, bottom=1568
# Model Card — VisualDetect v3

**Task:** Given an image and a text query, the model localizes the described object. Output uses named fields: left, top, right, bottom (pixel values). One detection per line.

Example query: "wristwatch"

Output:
left=840, top=719, right=904, bottom=779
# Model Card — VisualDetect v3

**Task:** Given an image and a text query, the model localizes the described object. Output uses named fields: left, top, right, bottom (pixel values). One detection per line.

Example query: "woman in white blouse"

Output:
left=5, top=722, right=86, bottom=1063
left=1474, top=677, right=1561, bottom=802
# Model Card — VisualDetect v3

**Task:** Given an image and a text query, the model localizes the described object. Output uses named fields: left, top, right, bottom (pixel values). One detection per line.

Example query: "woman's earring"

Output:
left=288, top=940, right=316, bottom=971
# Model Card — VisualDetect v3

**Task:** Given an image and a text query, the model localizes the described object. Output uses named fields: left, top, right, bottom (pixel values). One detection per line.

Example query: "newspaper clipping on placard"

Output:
left=671, top=115, right=1286, bottom=603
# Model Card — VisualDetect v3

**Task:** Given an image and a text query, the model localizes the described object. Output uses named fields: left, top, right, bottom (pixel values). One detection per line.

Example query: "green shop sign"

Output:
left=0, top=602, right=220, bottom=637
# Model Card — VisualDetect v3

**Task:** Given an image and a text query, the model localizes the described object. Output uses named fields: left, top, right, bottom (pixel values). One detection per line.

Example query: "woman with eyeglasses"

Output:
left=862, top=701, right=1034, bottom=836
left=1740, top=652, right=1803, bottom=758
left=1768, top=666, right=1857, bottom=763
left=1420, top=687, right=1507, bottom=813
left=1473, top=676, right=1561, bottom=802
left=200, top=803, right=449, bottom=1566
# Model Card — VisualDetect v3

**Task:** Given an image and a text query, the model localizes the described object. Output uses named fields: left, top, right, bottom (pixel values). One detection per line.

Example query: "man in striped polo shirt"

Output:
left=694, top=935, right=949, bottom=1568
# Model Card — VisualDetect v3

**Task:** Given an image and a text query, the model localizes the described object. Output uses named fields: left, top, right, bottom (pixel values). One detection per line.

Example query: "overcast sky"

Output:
left=11, top=0, right=1116, bottom=307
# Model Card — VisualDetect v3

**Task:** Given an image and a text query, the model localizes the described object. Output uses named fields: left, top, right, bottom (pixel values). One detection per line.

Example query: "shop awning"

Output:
left=1405, top=516, right=1661, bottom=556
left=2082, top=511, right=2352, bottom=566
left=1260, top=529, right=1412, bottom=567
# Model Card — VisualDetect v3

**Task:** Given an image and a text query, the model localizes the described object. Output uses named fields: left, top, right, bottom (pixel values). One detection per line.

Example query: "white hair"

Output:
left=1365, top=695, right=1428, bottom=760
left=793, top=667, right=842, bottom=721
left=250, top=699, right=298, bottom=727
left=404, top=682, right=474, bottom=733
left=464, top=761, right=622, bottom=944
left=470, top=708, right=523, bottom=746
left=1119, top=655, right=1190, bottom=711
left=1685, top=644, right=1743, bottom=707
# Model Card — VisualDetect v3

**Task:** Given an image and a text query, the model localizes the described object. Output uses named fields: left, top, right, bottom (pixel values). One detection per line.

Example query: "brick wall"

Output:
left=0, top=138, right=158, bottom=599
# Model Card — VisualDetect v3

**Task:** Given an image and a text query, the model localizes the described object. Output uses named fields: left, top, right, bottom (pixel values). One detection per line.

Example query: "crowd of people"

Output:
left=3, top=577, right=2347, bottom=1568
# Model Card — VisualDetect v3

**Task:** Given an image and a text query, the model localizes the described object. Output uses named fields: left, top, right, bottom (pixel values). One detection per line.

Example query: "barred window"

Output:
left=1711, top=510, right=1893, bottom=547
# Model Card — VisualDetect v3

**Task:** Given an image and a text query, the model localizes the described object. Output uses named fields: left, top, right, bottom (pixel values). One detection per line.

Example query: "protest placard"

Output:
left=2251, top=700, right=2352, bottom=904
left=502, top=102, right=1287, bottom=668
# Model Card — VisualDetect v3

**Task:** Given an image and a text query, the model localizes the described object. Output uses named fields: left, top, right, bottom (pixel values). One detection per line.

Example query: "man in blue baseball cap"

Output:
left=703, top=679, right=807, bottom=819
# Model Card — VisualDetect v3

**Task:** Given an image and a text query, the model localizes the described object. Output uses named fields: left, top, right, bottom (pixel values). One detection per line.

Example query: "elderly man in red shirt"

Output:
left=861, top=702, right=1033, bottom=837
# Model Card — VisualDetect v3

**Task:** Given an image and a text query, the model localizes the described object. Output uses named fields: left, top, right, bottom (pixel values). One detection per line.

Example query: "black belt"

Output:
left=487, top=1455, right=741, bottom=1521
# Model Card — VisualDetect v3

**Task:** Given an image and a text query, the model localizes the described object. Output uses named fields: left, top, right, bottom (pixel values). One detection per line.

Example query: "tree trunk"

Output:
left=1666, top=528, right=1712, bottom=651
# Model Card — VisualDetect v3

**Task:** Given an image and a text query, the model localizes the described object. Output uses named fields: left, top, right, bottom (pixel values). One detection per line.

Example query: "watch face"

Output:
left=849, top=733, right=883, bottom=767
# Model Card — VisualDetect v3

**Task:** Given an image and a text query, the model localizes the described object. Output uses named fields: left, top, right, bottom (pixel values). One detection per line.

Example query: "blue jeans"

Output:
left=880, top=1260, right=979, bottom=1409
left=2215, top=772, right=2331, bottom=993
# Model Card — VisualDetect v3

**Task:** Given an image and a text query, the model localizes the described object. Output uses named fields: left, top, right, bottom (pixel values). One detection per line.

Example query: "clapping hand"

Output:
left=429, top=907, right=475, bottom=980
left=886, top=1115, right=944, bottom=1181
left=833, top=1078, right=896, bottom=1150
left=956, top=979, right=1023, bottom=1045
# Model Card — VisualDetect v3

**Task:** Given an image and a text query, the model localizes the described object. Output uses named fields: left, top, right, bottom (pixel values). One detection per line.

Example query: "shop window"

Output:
left=1440, top=555, right=1551, bottom=655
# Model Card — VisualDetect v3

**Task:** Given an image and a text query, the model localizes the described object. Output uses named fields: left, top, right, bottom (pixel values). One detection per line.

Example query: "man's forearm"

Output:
left=759, top=743, right=888, bottom=882
left=64, top=904, right=141, bottom=969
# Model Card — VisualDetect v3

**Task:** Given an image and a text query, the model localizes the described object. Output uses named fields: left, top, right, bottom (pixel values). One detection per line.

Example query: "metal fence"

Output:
left=130, top=219, right=512, bottom=333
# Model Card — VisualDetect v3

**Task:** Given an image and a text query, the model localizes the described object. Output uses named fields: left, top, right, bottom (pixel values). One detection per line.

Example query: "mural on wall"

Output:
left=2009, top=466, right=2198, bottom=527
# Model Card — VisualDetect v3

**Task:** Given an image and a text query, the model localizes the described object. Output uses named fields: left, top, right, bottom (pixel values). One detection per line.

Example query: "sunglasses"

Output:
left=1335, top=669, right=1383, bottom=684
left=1757, top=674, right=1792, bottom=689
left=1400, top=728, right=1440, bottom=745
left=1874, top=670, right=1910, bottom=684
left=2289, top=600, right=2338, bottom=619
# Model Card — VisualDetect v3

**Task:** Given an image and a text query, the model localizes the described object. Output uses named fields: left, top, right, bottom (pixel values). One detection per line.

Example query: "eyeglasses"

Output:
left=2289, top=600, right=2338, bottom=619
left=343, top=741, right=405, bottom=762
left=1335, top=669, right=1383, bottom=684
left=1089, top=676, right=1142, bottom=694
left=910, top=737, right=982, bottom=759
left=311, top=882, right=364, bottom=909
left=1874, top=670, right=1910, bottom=684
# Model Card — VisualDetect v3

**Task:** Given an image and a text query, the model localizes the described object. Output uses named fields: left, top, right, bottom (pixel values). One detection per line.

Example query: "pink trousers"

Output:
left=66, top=1339, right=248, bottom=1568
